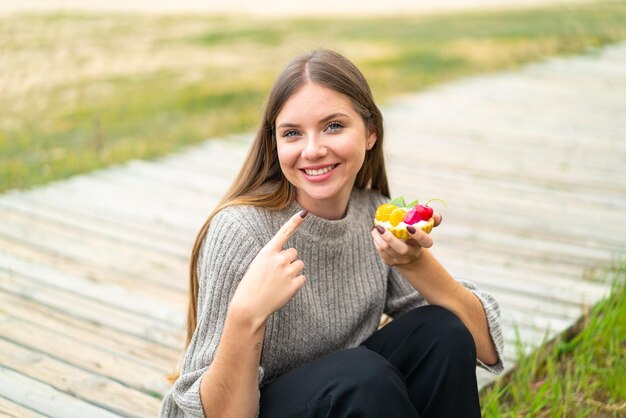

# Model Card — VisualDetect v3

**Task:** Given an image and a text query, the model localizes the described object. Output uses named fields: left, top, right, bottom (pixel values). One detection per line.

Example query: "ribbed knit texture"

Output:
left=159, top=187, right=504, bottom=418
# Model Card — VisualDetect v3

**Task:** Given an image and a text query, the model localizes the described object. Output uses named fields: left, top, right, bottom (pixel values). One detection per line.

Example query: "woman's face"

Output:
left=275, top=82, right=376, bottom=217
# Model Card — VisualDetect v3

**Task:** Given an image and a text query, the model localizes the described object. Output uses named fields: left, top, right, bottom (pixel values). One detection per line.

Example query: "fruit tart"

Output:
left=374, top=197, right=445, bottom=240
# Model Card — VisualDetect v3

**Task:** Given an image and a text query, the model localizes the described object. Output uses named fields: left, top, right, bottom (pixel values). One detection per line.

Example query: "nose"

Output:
left=301, top=133, right=327, bottom=160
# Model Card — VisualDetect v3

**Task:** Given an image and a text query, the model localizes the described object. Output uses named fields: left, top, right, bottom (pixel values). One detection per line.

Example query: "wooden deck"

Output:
left=1, top=42, right=625, bottom=417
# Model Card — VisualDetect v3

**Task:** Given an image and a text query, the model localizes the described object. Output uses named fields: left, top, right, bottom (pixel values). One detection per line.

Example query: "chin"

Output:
left=297, top=185, right=340, bottom=201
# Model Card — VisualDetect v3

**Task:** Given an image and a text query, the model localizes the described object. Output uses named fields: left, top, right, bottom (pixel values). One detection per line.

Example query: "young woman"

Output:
left=160, top=49, right=503, bottom=418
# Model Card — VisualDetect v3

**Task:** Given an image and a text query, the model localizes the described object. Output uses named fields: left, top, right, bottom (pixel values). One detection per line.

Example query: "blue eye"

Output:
left=326, top=122, right=343, bottom=132
left=283, top=130, right=300, bottom=138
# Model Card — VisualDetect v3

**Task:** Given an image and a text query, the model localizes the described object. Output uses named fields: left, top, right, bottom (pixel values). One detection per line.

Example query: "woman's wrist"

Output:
left=227, top=302, right=268, bottom=334
left=395, top=247, right=427, bottom=271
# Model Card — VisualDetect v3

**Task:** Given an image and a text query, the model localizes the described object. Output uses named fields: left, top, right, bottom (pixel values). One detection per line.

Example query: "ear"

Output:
left=367, top=129, right=377, bottom=150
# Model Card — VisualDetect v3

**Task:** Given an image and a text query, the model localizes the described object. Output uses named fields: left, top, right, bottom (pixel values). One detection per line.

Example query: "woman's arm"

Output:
left=371, top=218, right=500, bottom=367
left=394, top=249, right=499, bottom=365
left=199, top=306, right=267, bottom=418
left=198, top=210, right=309, bottom=417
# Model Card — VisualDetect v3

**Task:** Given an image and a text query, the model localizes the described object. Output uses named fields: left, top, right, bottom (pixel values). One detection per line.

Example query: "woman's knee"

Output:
left=260, top=348, right=409, bottom=418
left=328, top=348, right=417, bottom=416
left=332, top=347, right=402, bottom=392
left=338, top=347, right=396, bottom=384
left=419, top=305, right=476, bottom=362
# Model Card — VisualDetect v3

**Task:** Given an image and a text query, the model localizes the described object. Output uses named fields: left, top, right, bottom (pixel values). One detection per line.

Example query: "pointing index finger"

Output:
left=269, top=209, right=308, bottom=250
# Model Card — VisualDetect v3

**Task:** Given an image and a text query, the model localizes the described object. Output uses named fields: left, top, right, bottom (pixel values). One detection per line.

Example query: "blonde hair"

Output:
left=168, top=49, right=390, bottom=383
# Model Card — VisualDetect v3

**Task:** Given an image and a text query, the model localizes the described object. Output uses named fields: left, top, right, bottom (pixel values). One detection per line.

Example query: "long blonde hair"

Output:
left=168, top=49, right=390, bottom=383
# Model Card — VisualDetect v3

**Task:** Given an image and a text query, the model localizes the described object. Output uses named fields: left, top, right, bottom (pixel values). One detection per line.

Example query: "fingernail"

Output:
left=406, top=226, right=416, bottom=234
left=375, top=225, right=385, bottom=234
left=299, top=209, right=309, bottom=218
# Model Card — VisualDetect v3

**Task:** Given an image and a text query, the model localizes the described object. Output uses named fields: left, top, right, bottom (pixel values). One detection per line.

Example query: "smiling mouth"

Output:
left=301, top=164, right=338, bottom=176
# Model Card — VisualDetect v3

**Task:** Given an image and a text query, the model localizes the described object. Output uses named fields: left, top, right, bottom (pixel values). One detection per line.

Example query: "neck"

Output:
left=296, top=190, right=351, bottom=220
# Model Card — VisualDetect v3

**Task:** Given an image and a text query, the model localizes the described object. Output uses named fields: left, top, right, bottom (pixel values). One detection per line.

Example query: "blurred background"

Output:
left=2, top=0, right=625, bottom=193
left=1, top=1, right=625, bottom=417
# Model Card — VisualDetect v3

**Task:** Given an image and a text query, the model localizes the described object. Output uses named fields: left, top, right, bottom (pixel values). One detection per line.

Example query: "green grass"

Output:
left=480, top=262, right=626, bottom=417
left=2, top=1, right=626, bottom=192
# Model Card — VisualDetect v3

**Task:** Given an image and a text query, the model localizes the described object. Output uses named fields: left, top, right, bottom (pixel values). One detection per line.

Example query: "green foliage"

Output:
left=390, top=196, right=408, bottom=207
left=2, top=1, right=626, bottom=192
left=481, top=262, right=626, bottom=417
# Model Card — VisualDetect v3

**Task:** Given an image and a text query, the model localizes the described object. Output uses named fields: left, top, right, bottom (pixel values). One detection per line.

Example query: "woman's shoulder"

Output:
left=208, top=203, right=283, bottom=246
left=212, top=203, right=265, bottom=222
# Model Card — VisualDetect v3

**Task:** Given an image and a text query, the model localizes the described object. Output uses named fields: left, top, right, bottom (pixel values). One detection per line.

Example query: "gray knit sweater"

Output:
left=160, top=187, right=504, bottom=418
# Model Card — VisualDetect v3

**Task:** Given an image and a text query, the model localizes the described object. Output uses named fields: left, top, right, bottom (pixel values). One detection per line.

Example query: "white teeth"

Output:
left=304, top=165, right=335, bottom=176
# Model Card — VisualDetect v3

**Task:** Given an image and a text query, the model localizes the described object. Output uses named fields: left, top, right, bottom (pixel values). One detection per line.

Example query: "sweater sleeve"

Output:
left=457, top=279, right=505, bottom=375
left=169, top=208, right=265, bottom=417
left=384, top=266, right=428, bottom=317
left=384, top=267, right=505, bottom=375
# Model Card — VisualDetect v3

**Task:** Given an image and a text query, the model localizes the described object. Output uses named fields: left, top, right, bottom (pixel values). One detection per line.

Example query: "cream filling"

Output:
left=377, top=219, right=429, bottom=229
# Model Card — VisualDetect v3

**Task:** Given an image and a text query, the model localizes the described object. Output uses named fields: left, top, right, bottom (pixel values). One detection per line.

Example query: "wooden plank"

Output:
left=0, top=233, right=186, bottom=308
left=162, top=137, right=248, bottom=169
left=2, top=192, right=198, bottom=244
left=0, top=339, right=161, bottom=418
left=387, top=105, right=626, bottom=157
left=428, top=85, right=624, bottom=119
left=0, top=396, right=47, bottom=418
left=162, top=151, right=244, bottom=176
left=98, top=165, right=228, bottom=204
left=123, top=159, right=233, bottom=195
left=437, top=254, right=607, bottom=305
left=0, top=252, right=182, bottom=326
left=34, top=174, right=212, bottom=230
left=0, top=205, right=187, bottom=277
left=435, top=215, right=619, bottom=263
left=501, top=307, right=573, bottom=336
left=0, top=197, right=191, bottom=259
left=437, top=225, right=613, bottom=272
left=464, top=286, right=584, bottom=322
left=155, top=147, right=245, bottom=178
left=438, top=246, right=589, bottom=284
left=438, top=253, right=604, bottom=298
left=389, top=160, right=626, bottom=214
left=21, top=174, right=210, bottom=232
left=389, top=111, right=626, bottom=162
left=0, top=290, right=179, bottom=372
left=387, top=176, right=625, bottom=235
left=388, top=140, right=626, bottom=192
left=0, top=204, right=188, bottom=270
left=385, top=103, right=626, bottom=150
left=0, top=208, right=188, bottom=290
left=0, top=366, right=120, bottom=418
left=0, top=317, right=169, bottom=396
left=0, top=273, right=182, bottom=349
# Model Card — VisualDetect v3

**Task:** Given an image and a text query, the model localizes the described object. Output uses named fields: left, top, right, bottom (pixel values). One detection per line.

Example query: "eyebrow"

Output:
left=276, top=112, right=349, bottom=130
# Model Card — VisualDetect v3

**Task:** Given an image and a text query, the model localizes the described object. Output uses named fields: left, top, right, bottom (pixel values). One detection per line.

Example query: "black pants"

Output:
left=258, top=305, right=481, bottom=418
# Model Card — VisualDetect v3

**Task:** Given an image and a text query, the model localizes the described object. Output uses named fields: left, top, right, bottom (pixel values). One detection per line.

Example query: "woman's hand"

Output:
left=229, top=210, right=309, bottom=324
left=370, top=213, right=442, bottom=268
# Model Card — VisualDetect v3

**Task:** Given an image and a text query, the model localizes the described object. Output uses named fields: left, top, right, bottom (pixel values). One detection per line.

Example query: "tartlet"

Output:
left=374, top=197, right=443, bottom=240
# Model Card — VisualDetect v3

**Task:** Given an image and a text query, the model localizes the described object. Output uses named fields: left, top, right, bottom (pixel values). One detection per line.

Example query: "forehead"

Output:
left=276, top=83, right=356, bottom=123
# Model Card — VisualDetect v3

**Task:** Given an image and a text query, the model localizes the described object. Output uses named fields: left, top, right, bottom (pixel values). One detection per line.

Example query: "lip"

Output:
left=300, top=164, right=339, bottom=183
